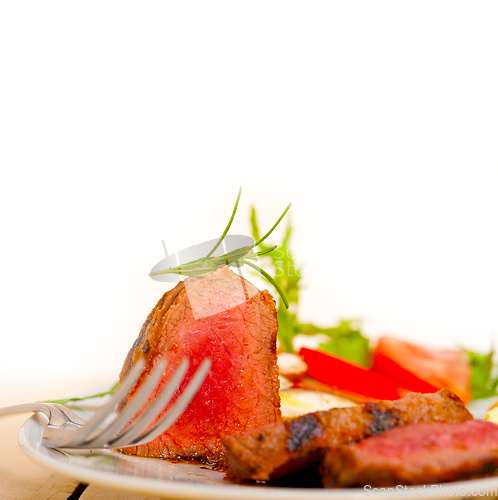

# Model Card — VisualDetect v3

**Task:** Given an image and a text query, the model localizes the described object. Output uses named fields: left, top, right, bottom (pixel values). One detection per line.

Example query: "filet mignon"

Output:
left=118, top=265, right=281, bottom=463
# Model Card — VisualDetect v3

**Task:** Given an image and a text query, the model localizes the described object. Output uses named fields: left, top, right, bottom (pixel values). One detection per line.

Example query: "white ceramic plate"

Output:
left=17, top=400, right=498, bottom=500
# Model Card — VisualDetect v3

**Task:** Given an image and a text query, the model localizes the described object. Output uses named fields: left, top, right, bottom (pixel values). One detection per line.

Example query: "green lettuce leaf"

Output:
left=465, top=348, right=498, bottom=400
left=250, top=208, right=369, bottom=366
left=299, top=320, right=370, bottom=368
left=250, top=207, right=301, bottom=353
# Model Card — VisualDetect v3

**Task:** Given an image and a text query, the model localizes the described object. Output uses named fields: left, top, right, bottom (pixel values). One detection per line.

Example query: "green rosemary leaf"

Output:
left=250, top=207, right=301, bottom=351
left=246, top=245, right=278, bottom=259
left=149, top=189, right=290, bottom=319
left=241, top=259, right=289, bottom=309
left=252, top=203, right=292, bottom=248
left=205, top=186, right=242, bottom=259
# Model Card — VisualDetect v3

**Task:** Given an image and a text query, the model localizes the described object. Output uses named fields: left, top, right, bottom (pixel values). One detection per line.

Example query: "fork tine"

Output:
left=32, top=356, right=210, bottom=450
left=113, top=358, right=211, bottom=449
left=84, top=357, right=188, bottom=449
left=55, top=358, right=147, bottom=448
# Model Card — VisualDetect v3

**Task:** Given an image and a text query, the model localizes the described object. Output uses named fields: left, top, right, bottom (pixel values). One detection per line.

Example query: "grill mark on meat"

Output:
left=141, top=340, right=150, bottom=354
left=222, top=389, right=473, bottom=482
left=286, top=414, right=322, bottom=453
left=366, top=405, right=400, bottom=436
left=478, top=461, right=498, bottom=478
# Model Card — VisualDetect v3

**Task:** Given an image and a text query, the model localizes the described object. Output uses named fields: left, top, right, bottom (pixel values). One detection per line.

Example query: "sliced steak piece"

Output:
left=322, top=419, right=498, bottom=488
left=222, top=389, right=472, bottom=482
left=118, top=265, right=281, bottom=463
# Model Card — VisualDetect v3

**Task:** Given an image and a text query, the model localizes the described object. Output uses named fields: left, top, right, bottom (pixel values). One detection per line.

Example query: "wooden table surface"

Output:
left=0, top=413, right=161, bottom=500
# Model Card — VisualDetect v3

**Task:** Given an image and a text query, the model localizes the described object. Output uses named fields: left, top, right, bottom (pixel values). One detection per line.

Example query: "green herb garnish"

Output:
left=250, top=207, right=301, bottom=352
left=300, top=320, right=370, bottom=368
left=42, top=382, right=118, bottom=406
left=150, top=187, right=291, bottom=309
left=465, top=348, right=498, bottom=400
left=251, top=209, right=370, bottom=364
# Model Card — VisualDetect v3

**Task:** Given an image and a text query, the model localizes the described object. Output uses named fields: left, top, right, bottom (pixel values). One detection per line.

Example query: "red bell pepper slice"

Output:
left=299, top=347, right=413, bottom=401
left=371, top=351, right=439, bottom=394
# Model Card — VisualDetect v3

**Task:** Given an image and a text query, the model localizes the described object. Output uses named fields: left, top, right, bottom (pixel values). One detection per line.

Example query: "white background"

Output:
left=0, top=2, right=497, bottom=405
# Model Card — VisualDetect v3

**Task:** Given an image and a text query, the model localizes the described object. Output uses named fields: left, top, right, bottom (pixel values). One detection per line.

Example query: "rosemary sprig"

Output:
left=204, top=187, right=242, bottom=259
left=149, top=188, right=291, bottom=308
left=240, top=259, right=289, bottom=309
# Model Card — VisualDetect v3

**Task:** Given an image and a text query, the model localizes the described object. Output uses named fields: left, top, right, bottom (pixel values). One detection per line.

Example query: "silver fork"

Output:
left=0, top=357, right=211, bottom=449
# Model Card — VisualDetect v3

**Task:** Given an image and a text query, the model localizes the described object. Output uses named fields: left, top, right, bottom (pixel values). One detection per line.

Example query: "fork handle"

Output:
left=0, top=403, right=52, bottom=418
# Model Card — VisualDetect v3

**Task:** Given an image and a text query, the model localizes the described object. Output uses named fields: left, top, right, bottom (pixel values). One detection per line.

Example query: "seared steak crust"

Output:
left=222, top=389, right=472, bottom=482
left=119, top=280, right=186, bottom=383
left=118, top=266, right=281, bottom=463
left=322, top=419, right=498, bottom=487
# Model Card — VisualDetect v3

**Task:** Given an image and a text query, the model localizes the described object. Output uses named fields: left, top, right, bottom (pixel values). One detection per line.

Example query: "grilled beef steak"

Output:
left=222, top=389, right=472, bottom=482
left=118, top=265, right=281, bottom=463
left=322, top=419, right=498, bottom=487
